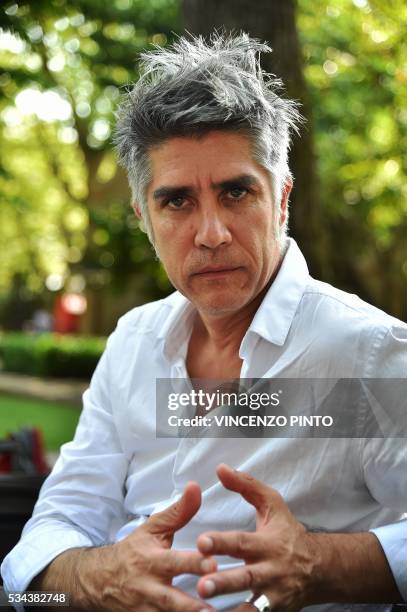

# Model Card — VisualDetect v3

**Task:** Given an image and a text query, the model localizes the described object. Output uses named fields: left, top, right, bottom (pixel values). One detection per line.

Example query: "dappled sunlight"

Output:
left=0, top=0, right=405, bottom=332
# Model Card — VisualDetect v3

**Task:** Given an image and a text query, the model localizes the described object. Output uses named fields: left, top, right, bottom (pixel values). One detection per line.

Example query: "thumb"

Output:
left=147, top=481, right=202, bottom=536
left=216, top=463, right=284, bottom=521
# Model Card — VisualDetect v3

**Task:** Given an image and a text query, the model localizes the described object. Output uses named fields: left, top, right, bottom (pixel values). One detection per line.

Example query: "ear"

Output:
left=279, top=178, right=293, bottom=228
left=132, top=202, right=142, bottom=219
left=132, top=202, right=148, bottom=235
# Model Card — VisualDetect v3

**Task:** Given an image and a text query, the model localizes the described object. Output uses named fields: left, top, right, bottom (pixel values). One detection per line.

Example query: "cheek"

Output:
left=151, top=217, right=174, bottom=249
left=153, top=213, right=189, bottom=239
left=237, top=215, right=270, bottom=250
left=238, top=216, right=279, bottom=266
left=156, top=216, right=195, bottom=251
left=154, top=224, right=190, bottom=274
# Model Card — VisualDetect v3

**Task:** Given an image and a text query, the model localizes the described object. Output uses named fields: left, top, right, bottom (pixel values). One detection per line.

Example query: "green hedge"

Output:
left=0, top=333, right=106, bottom=379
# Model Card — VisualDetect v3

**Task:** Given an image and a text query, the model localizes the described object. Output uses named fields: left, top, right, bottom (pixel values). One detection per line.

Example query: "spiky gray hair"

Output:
left=113, top=32, right=303, bottom=243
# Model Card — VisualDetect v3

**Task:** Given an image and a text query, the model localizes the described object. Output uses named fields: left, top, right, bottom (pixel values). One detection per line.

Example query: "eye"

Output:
left=226, top=187, right=248, bottom=200
left=163, top=196, right=186, bottom=209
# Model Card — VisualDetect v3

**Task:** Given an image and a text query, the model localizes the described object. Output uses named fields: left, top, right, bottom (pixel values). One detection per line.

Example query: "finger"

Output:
left=147, top=481, right=202, bottom=535
left=144, top=582, right=215, bottom=612
left=196, top=562, right=268, bottom=598
left=197, top=530, right=260, bottom=558
left=216, top=464, right=284, bottom=518
left=158, top=549, right=217, bottom=577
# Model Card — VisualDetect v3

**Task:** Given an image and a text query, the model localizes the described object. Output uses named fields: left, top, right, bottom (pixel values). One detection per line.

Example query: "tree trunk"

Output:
left=181, top=0, right=329, bottom=278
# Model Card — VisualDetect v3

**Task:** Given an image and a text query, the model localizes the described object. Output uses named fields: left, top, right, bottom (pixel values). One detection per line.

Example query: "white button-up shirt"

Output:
left=2, top=239, right=406, bottom=611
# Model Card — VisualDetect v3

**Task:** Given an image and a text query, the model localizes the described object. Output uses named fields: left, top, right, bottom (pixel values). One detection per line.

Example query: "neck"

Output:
left=194, top=278, right=271, bottom=353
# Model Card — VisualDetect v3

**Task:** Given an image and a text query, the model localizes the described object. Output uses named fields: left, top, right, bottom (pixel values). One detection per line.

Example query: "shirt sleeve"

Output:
left=370, top=520, right=407, bottom=602
left=362, top=323, right=407, bottom=602
left=0, top=329, right=129, bottom=602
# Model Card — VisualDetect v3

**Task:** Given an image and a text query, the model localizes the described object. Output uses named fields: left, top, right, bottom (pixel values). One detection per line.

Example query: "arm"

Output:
left=1, top=337, right=128, bottom=597
left=195, top=465, right=403, bottom=610
left=28, top=547, right=98, bottom=611
left=308, top=325, right=407, bottom=605
left=303, top=531, right=401, bottom=605
left=362, top=323, right=407, bottom=602
left=1, top=326, right=216, bottom=611
left=1, top=344, right=128, bottom=591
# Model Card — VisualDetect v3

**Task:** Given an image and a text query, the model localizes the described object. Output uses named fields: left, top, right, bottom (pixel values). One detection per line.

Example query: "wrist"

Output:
left=302, top=531, right=401, bottom=606
left=75, top=545, right=116, bottom=611
left=28, top=547, right=103, bottom=611
left=302, top=532, right=343, bottom=606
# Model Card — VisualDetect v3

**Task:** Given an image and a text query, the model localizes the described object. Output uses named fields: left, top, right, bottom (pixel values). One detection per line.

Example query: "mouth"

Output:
left=192, top=266, right=242, bottom=278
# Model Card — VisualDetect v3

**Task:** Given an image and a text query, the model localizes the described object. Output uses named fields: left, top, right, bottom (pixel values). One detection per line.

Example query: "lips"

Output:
left=194, top=265, right=239, bottom=274
left=190, top=265, right=242, bottom=279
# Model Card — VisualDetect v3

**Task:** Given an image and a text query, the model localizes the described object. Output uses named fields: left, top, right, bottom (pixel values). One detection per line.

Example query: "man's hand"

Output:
left=195, top=464, right=312, bottom=611
left=93, top=480, right=217, bottom=611
left=195, top=464, right=401, bottom=611
left=33, top=481, right=217, bottom=612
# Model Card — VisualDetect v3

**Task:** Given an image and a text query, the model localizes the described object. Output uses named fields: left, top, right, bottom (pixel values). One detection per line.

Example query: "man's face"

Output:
left=144, top=130, right=290, bottom=317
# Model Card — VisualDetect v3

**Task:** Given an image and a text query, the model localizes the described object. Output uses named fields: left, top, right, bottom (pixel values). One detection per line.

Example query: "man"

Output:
left=1, top=33, right=406, bottom=612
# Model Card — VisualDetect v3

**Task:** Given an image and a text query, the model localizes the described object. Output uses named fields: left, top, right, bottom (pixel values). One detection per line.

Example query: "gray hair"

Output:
left=113, top=32, right=303, bottom=244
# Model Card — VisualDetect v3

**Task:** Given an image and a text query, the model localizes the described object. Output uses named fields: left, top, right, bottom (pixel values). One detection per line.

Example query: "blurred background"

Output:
left=0, top=0, right=405, bottom=454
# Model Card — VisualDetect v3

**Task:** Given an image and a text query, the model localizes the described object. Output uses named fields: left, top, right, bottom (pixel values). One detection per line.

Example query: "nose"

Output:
left=194, top=205, right=232, bottom=250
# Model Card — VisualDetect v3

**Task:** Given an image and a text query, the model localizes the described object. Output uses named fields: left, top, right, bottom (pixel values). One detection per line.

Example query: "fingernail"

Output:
left=200, top=558, right=214, bottom=573
left=203, top=579, right=216, bottom=596
left=200, top=536, right=213, bottom=552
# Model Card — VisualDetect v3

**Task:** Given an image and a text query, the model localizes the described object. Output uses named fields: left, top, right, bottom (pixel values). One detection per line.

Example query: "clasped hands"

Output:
left=95, top=464, right=315, bottom=612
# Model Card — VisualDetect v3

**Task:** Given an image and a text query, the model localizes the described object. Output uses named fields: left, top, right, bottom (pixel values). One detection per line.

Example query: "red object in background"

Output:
left=31, top=429, right=48, bottom=474
left=0, top=428, right=49, bottom=475
left=0, top=446, right=12, bottom=472
left=53, top=293, right=87, bottom=334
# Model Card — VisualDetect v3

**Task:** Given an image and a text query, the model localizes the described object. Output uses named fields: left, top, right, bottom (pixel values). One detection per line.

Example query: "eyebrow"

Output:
left=152, top=174, right=260, bottom=202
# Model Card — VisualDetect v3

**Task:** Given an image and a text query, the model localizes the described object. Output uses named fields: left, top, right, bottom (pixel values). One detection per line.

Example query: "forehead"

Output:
left=147, top=130, right=265, bottom=188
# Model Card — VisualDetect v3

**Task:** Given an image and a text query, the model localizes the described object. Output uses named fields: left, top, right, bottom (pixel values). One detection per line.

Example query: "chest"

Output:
left=186, top=337, right=243, bottom=380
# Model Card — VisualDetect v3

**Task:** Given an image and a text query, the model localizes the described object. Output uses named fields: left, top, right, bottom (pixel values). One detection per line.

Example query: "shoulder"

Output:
left=293, top=278, right=406, bottom=376
left=116, top=290, right=182, bottom=333
left=302, top=277, right=405, bottom=332
left=104, top=290, right=184, bottom=353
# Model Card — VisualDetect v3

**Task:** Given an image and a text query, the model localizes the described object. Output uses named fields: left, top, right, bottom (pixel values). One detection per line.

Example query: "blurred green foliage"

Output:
left=0, top=0, right=406, bottom=324
left=0, top=394, right=79, bottom=450
left=298, top=0, right=406, bottom=315
left=0, top=0, right=178, bottom=322
left=0, top=332, right=105, bottom=378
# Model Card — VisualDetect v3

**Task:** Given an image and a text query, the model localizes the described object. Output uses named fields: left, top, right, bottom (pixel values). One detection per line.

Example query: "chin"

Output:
left=194, top=293, right=250, bottom=316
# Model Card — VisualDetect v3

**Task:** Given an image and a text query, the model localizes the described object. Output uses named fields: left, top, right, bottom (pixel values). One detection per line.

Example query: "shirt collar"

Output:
left=159, top=238, right=309, bottom=361
left=244, top=238, right=309, bottom=349
left=158, top=291, right=196, bottom=362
